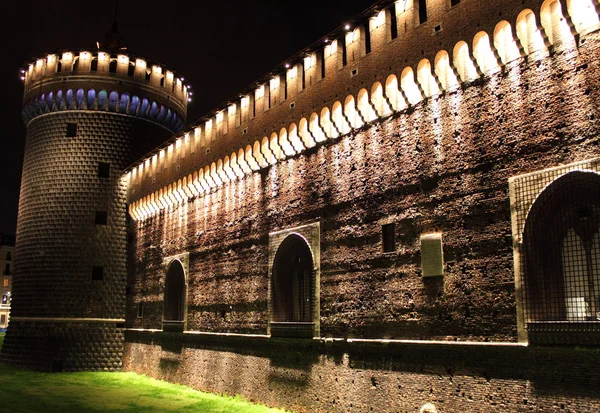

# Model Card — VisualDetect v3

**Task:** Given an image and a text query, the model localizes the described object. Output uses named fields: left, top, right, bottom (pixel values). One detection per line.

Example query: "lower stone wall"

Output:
left=124, top=330, right=600, bottom=413
left=1, top=321, right=123, bottom=372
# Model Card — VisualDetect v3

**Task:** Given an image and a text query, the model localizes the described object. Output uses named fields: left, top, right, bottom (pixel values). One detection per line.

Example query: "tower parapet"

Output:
left=20, top=50, right=190, bottom=133
left=2, top=47, right=190, bottom=372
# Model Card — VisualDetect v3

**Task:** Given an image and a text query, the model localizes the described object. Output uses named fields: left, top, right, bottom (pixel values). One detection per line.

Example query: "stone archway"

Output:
left=163, top=260, right=186, bottom=331
left=522, top=170, right=600, bottom=337
left=270, top=233, right=317, bottom=338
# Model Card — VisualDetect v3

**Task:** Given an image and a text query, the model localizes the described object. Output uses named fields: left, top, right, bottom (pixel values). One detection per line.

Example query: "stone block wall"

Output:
left=128, top=27, right=600, bottom=342
left=124, top=332, right=600, bottom=413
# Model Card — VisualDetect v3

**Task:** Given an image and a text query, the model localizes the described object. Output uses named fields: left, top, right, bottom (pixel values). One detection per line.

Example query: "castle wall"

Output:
left=124, top=0, right=600, bottom=409
left=127, top=21, right=600, bottom=341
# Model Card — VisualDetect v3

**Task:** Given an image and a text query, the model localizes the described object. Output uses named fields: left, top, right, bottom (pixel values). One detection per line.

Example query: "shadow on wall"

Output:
left=128, top=331, right=600, bottom=398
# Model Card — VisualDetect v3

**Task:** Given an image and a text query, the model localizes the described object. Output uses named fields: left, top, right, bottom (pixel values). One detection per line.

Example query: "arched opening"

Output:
left=453, top=41, right=478, bottom=82
left=473, top=31, right=500, bottom=75
left=494, top=21, right=522, bottom=65
left=401, top=67, right=422, bottom=105
left=516, top=9, right=547, bottom=55
left=417, top=59, right=440, bottom=97
left=567, top=0, right=600, bottom=34
left=434, top=50, right=459, bottom=91
left=522, top=171, right=600, bottom=338
left=271, top=234, right=315, bottom=338
left=163, top=260, right=186, bottom=331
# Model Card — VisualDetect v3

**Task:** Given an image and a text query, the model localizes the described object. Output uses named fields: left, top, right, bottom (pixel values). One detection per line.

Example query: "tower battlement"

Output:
left=20, top=50, right=191, bottom=133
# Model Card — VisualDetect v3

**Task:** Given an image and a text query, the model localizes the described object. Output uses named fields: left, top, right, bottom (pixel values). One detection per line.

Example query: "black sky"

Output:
left=1, top=0, right=377, bottom=235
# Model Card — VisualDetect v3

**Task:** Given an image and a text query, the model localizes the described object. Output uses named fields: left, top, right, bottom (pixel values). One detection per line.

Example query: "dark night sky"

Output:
left=1, top=0, right=377, bottom=235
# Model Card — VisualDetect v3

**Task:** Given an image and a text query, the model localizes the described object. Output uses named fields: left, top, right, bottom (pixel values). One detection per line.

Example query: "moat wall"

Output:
left=124, top=332, right=600, bottom=413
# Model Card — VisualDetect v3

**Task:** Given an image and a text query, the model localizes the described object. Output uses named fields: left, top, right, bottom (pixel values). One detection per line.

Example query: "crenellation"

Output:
left=21, top=50, right=190, bottom=130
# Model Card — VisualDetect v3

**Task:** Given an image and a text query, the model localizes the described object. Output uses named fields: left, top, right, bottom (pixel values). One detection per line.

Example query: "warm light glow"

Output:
left=372, top=10, right=386, bottom=29
left=325, top=40, right=338, bottom=57
left=255, top=85, right=265, bottom=99
left=47, top=54, right=56, bottom=64
left=62, top=52, right=73, bottom=62
left=216, top=111, right=224, bottom=124
left=136, top=59, right=146, bottom=68
left=304, top=54, right=315, bottom=70
left=241, top=96, right=249, bottom=108
left=36, top=59, right=44, bottom=69
left=166, top=71, right=174, bottom=80
left=288, top=65, right=298, bottom=79
left=152, top=65, right=162, bottom=74
left=98, top=52, right=109, bottom=62
left=346, top=28, right=360, bottom=45
left=228, top=104, right=236, bottom=116
left=270, top=76, right=280, bottom=90
left=80, top=51, right=91, bottom=61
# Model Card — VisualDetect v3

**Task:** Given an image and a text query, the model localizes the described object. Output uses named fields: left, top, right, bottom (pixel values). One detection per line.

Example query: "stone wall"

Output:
left=124, top=331, right=600, bottom=413
left=128, top=27, right=600, bottom=342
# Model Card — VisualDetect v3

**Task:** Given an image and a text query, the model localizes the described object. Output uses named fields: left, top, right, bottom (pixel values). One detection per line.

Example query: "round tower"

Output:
left=1, top=38, right=190, bottom=371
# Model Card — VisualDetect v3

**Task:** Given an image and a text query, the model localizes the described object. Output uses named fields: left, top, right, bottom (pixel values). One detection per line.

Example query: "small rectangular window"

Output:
left=91, top=266, right=104, bottom=281
left=419, top=0, right=428, bottom=24
left=137, top=302, right=143, bottom=318
left=98, top=162, right=110, bottom=178
left=365, top=23, right=371, bottom=54
left=3, top=279, right=8, bottom=287
left=390, top=7, right=398, bottom=39
left=95, top=211, right=107, bottom=225
left=1, top=295, right=6, bottom=305
left=382, top=223, right=396, bottom=253
left=4, top=264, right=9, bottom=275
left=0, top=315, right=5, bottom=324
left=66, top=122, right=78, bottom=137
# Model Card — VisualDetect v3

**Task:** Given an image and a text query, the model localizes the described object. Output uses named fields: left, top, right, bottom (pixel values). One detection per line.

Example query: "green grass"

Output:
left=0, top=333, right=287, bottom=413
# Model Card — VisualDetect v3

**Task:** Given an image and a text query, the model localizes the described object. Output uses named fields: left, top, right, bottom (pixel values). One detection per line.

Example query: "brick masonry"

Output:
left=1, top=110, right=172, bottom=371
left=124, top=332, right=600, bottom=413
left=124, top=1, right=600, bottom=410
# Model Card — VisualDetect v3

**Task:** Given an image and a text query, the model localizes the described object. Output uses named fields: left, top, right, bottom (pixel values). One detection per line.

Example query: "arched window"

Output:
left=163, top=260, right=187, bottom=332
left=271, top=234, right=315, bottom=338
left=130, top=95, right=140, bottom=115
left=140, top=98, right=150, bottom=117
left=522, top=171, right=600, bottom=339
left=66, top=89, right=74, bottom=108
left=108, top=91, right=119, bottom=112
left=87, top=89, right=96, bottom=109
left=46, top=92, right=54, bottom=110
left=76, top=89, right=85, bottom=109
left=119, top=93, right=129, bottom=113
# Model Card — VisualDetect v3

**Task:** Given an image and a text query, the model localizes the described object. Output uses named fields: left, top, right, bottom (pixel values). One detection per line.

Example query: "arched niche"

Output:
left=162, top=254, right=189, bottom=332
left=269, top=223, right=320, bottom=338
left=520, top=170, right=600, bottom=343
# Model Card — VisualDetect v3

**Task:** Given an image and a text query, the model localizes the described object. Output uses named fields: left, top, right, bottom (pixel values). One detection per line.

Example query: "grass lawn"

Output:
left=0, top=333, right=288, bottom=413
